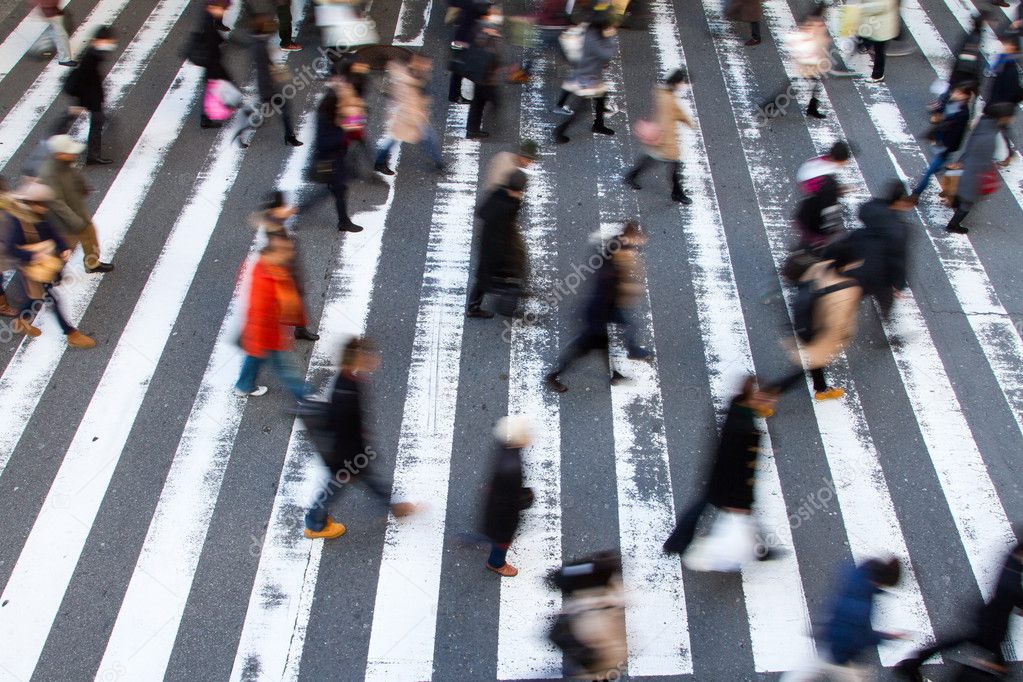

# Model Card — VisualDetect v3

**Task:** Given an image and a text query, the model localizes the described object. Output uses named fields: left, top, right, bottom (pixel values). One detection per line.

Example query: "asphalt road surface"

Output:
left=0, top=0, right=1020, bottom=680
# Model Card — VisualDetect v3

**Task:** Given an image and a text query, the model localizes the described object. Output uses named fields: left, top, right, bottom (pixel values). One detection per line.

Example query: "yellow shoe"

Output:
left=13, top=318, right=41, bottom=337
left=66, top=330, right=96, bottom=349
left=304, top=517, right=346, bottom=540
left=815, top=387, right=844, bottom=401
left=754, top=406, right=774, bottom=418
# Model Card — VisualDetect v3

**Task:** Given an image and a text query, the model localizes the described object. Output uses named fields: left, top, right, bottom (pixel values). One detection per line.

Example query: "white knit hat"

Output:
left=48, top=134, right=86, bottom=156
left=494, top=415, right=533, bottom=447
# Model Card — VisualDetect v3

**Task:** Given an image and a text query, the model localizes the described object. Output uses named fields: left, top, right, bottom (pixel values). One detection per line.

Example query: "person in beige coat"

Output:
left=373, top=55, right=445, bottom=175
left=768, top=241, right=863, bottom=401
left=854, top=0, right=900, bottom=80
left=624, top=69, right=695, bottom=204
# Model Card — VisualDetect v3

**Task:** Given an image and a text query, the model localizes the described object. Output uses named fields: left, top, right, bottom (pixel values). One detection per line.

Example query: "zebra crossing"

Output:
left=0, top=0, right=1020, bottom=679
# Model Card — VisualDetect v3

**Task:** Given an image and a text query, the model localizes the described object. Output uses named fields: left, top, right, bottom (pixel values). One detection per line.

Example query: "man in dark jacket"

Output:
left=896, top=532, right=1023, bottom=680
left=447, top=0, right=491, bottom=103
left=847, top=181, right=913, bottom=318
left=914, top=82, right=974, bottom=198
left=481, top=415, right=532, bottom=577
left=63, top=26, right=116, bottom=165
left=465, top=11, right=503, bottom=139
left=987, top=32, right=1023, bottom=166
left=466, top=170, right=527, bottom=318
left=303, top=338, right=417, bottom=540
left=195, top=0, right=234, bottom=129
left=663, top=377, right=777, bottom=557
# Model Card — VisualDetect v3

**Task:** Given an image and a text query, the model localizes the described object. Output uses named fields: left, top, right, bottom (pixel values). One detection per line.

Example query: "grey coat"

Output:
left=569, top=29, right=616, bottom=91
left=955, top=115, right=999, bottom=208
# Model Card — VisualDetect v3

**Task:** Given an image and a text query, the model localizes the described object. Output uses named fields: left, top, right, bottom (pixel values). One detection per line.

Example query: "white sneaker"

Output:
left=235, top=385, right=268, bottom=397
left=552, top=105, right=573, bottom=115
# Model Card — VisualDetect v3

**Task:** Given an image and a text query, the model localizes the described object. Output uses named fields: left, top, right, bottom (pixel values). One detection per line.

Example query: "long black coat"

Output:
left=481, top=445, right=525, bottom=544
left=474, top=188, right=526, bottom=289
left=199, top=12, right=231, bottom=81
left=706, top=400, right=761, bottom=511
left=849, top=199, right=909, bottom=298
left=321, top=373, right=373, bottom=477
left=65, top=47, right=105, bottom=111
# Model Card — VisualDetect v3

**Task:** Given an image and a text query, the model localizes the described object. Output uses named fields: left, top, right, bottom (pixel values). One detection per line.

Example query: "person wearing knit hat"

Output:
left=62, top=26, right=117, bottom=164
left=480, top=415, right=534, bottom=576
left=483, top=139, right=538, bottom=192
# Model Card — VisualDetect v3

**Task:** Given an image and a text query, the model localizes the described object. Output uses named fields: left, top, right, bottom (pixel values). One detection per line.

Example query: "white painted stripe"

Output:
left=588, top=36, right=691, bottom=678
left=661, top=0, right=815, bottom=671
left=227, top=143, right=405, bottom=682
left=393, top=0, right=433, bottom=46
left=0, top=91, right=250, bottom=682
left=0, top=0, right=138, bottom=172
left=95, top=111, right=316, bottom=682
left=0, top=0, right=70, bottom=83
left=0, top=66, right=203, bottom=482
left=363, top=106, right=480, bottom=682
left=496, top=51, right=562, bottom=680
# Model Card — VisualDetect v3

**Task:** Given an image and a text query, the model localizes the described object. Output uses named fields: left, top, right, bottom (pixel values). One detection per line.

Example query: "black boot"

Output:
left=591, top=97, right=615, bottom=136
left=295, top=326, right=319, bottom=341
left=806, top=97, right=826, bottom=119
left=670, top=162, right=692, bottom=204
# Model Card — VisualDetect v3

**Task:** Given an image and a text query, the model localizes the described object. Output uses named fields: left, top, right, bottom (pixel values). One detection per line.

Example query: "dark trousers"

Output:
left=554, top=93, right=607, bottom=137
left=551, top=331, right=612, bottom=377
left=906, top=630, right=1006, bottom=670
left=304, top=468, right=391, bottom=531
left=947, top=205, right=971, bottom=231
left=262, top=96, right=296, bottom=138
left=467, top=276, right=486, bottom=310
left=751, top=20, right=761, bottom=40
left=487, top=542, right=510, bottom=567
left=20, top=283, right=74, bottom=334
left=277, top=3, right=293, bottom=44
left=663, top=495, right=710, bottom=554
left=871, top=39, right=887, bottom=79
left=304, top=169, right=351, bottom=226
left=87, top=108, right=104, bottom=157
left=773, top=366, right=828, bottom=394
left=627, top=154, right=684, bottom=197
left=467, top=83, right=497, bottom=134
left=449, top=73, right=464, bottom=102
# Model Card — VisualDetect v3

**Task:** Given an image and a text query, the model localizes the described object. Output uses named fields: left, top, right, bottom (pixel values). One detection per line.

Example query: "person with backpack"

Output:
left=63, top=25, right=117, bottom=165
left=768, top=240, right=864, bottom=401
left=480, top=415, right=533, bottom=577
left=466, top=170, right=528, bottom=319
left=623, top=68, right=695, bottom=205
left=374, top=55, right=446, bottom=176
left=847, top=181, right=913, bottom=319
left=552, top=13, right=618, bottom=144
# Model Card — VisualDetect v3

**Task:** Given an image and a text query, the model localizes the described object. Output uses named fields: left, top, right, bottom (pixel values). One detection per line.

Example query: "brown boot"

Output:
left=0, top=295, right=16, bottom=317
left=390, top=502, right=419, bottom=518
left=66, top=330, right=96, bottom=349
left=486, top=562, right=519, bottom=577
left=12, top=317, right=41, bottom=337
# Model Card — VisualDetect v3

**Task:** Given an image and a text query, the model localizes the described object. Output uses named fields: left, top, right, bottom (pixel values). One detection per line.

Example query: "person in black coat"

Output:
left=465, top=13, right=503, bottom=139
left=304, top=89, right=362, bottom=232
left=914, top=82, right=974, bottom=198
left=303, top=338, right=417, bottom=540
left=895, top=529, right=1023, bottom=680
left=196, top=0, right=234, bottom=129
left=845, top=181, right=913, bottom=319
left=987, top=32, right=1023, bottom=166
left=447, top=0, right=491, bottom=103
left=481, top=415, right=533, bottom=577
left=466, top=170, right=527, bottom=318
left=663, top=377, right=777, bottom=556
left=63, top=26, right=116, bottom=164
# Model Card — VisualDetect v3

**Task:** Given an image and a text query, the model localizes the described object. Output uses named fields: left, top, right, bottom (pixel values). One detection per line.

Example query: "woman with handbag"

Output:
left=373, top=55, right=446, bottom=175
left=945, top=104, right=1007, bottom=234
left=0, top=182, right=94, bottom=348
left=305, top=89, right=363, bottom=232
left=624, top=68, right=694, bottom=204
left=480, top=415, right=534, bottom=577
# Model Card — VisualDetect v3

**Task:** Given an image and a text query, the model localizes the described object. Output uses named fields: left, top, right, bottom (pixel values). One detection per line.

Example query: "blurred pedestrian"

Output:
left=624, top=68, right=694, bottom=204
left=767, top=240, right=864, bottom=401
left=0, top=178, right=15, bottom=317
left=725, top=0, right=763, bottom=46
left=945, top=104, right=1008, bottom=234
left=374, top=55, right=446, bottom=175
left=775, top=4, right=831, bottom=119
left=307, top=89, right=363, bottom=232
left=332, top=57, right=371, bottom=180
left=249, top=192, right=318, bottom=341
left=303, top=338, right=417, bottom=540
left=846, top=180, right=912, bottom=319
left=913, top=82, right=974, bottom=198
left=483, top=139, right=537, bottom=192
left=465, top=10, right=504, bottom=140
left=782, top=558, right=904, bottom=681
left=467, top=170, right=528, bottom=318
left=553, top=14, right=617, bottom=143
left=276, top=0, right=301, bottom=51
left=447, top=0, right=491, bottom=103
left=930, top=12, right=988, bottom=119
left=190, top=0, right=235, bottom=129
left=33, top=0, right=75, bottom=66
left=480, top=415, right=533, bottom=577
left=237, top=14, right=302, bottom=148
left=62, top=25, right=116, bottom=164
left=545, top=222, right=649, bottom=393
left=234, top=231, right=310, bottom=400
left=0, top=181, right=95, bottom=348
left=792, top=140, right=849, bottom=251
left=853, top=0, right=900, bottom=81
left=663, top=376, right=778, bottom=569
left=38, top=134, right=114, bottom=273
left=895, top=527, right=1023, bottom=681
left=987, top=31, right=1022, bottom=167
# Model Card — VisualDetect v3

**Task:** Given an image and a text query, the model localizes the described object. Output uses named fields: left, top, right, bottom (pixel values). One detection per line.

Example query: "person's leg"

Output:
left=268, top=350, right=309, bottom=402
left=87, top=109, right=105, bottom=158
left=946, top=205, right=970, bottom=233
left=912, top=149, right=948, bottom=196
left=556, top=88, right=571, bottom=108
left=355, top=466, right=393, bottom=504
left=670, top=161, right=691, bottom=203
left=48, top=15, right=72, bottom=63
left=305, top=481, right=341, bottom=531
left=420, top=126, right=445, bottom=167
left=329, top=168, right=353, bottom=226
left=235, top=355, right=265, bottom=393
left=767, top=368, right=807, bottom=394
left=810, top=367, right=828, bottom=393
left=554, top=95, right=580, bottom=141
left=663, top=497, right=709, bottom=553
left=593, top=96, right=613, bottom=133
left=280, top=98, right=296, bottom=139
left=487, top=543, right=509, bottom=568
left=374, top=136, right=397, bottom=167
left=79, top=221, right=102, bottom=270
left=750, top=20, right=762, bottom=41
left=43, top=285, right=75, bottom=334
left=871, top=40, right=887, bottom=79
left=467, top=88, right=487, bottom=134
left=277, top=3, right=294, bottom=44
left=467, top=275, right=486, bottom=311
left=448, top=73, right=464, bottom=102
left=625, top=153, right=654, bottom=187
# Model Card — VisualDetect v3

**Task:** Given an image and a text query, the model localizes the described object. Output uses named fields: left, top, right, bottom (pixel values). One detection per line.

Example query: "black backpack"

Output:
left=793, top=279, right=854, bottom=342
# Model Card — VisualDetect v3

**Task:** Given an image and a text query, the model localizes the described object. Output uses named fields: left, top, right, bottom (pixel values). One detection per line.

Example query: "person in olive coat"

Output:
left=466, top=170, right=528, bottom=318
left=481, top=415, right=533, bottom=577
left=63, top=26, right=117, bottom=164
left=663, top=377, right=777, bottom=556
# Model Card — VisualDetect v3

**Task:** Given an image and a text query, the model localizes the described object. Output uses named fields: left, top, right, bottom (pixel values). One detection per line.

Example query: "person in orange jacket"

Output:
left=234, top=231, right=310, bottom=400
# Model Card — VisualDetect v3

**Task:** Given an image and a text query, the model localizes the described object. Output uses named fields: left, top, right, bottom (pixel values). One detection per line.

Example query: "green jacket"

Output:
left=38, top=157, right=90, bottom=234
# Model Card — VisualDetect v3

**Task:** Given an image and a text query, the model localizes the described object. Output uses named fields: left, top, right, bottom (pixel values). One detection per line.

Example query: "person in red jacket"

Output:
left=234, top=232, right=310, bottom=401
left=33, top=0, right=75, bottom=67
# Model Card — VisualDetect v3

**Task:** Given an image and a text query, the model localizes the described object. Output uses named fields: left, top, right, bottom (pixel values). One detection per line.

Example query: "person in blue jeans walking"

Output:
left=912, top=82, right=974, bottom=199
left=480, top=415, right=533, bottom=577
left=303, top=338, right=417, bottom=540
left=235, top=232, right=310, bottom=401
left=374, top=56, right=446, bottom=176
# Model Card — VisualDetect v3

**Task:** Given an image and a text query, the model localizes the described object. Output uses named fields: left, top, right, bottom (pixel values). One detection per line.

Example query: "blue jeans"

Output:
left=913, top=147, right=949, bottom=196
left=304, top=468, right=391, bottom=530
left=235, top=350, right=308, bottom=401
left=375, top=127, right=444, bottom=168
left=487, top=543, right=509, bottom=567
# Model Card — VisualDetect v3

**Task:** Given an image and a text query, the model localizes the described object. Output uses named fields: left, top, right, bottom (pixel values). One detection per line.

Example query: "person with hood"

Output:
left=193, top=0, right=235, bottom=129
left=62, top=25, right=117, bottom=164
left=768, top=239, right=864, bottom=401
left=913, top=81, right=974, bottom=198
left=553, top=14, right=618, bottom=144
left=624, top=68, right=695, bottom=204
left=847, top=181, right=912, bottom=319
left=38, top=134, right=114, bottom=274
left=782, top=558, right=904, bottom=680
left=480, top=415, right=533, bottom=577
left=374, top=55, right=446, bottom=175
left=234, top=231, right=310, bottom=400
left=895, top=528, right=1023, bottom=681
left=303, top=338, right=417, bottom=540
left=483, top=139, right=537, bottom=192
left=307, top=88, right=363, bottom=232
left=545, top=222, right=649, bottom=393
left=467, top=170, right=529, bottom=318
left=237, top=14, right=302, bottom=148
left=724, top=0, right=763, bottom=46
left=986, top=31, right=1023, bottom=167
left=663, top=376, right=778, bottom=567
left=33, top=0, right=75, bottom=67
left=0, top=181, right=95, bottom=348
left=945, top=103, right=1009, bottom=234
